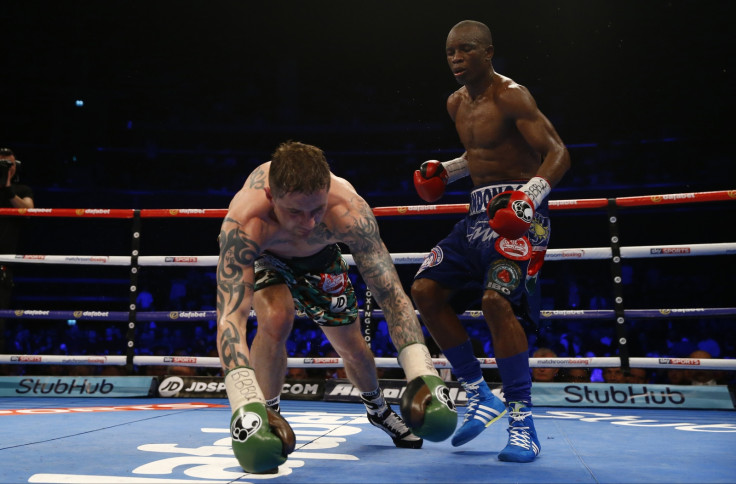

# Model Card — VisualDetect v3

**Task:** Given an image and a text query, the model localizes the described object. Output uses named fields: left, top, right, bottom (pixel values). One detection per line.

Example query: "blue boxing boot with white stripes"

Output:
left=498, top=401, right=540, bottom=462
left=451, top=376, right=507, bottom=446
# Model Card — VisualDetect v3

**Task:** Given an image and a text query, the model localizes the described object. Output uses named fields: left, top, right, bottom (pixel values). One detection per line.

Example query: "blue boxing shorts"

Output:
left=414, top=181, right=551, bottom=327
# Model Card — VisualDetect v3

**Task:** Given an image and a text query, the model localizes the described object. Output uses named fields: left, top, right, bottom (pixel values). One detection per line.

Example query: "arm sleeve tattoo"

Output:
left=345, top=200, right=425, bottom=349
left=216, top=218, right=261, bottom=369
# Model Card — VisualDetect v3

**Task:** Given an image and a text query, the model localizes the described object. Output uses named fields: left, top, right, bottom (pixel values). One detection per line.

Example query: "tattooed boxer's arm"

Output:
left=339, top=196, right=426, bottom=350
left=216, top=216, right=262, bottom=370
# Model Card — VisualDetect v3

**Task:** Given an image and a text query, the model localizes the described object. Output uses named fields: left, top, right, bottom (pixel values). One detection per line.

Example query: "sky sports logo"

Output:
left=650, top=247, right=691, bottom=255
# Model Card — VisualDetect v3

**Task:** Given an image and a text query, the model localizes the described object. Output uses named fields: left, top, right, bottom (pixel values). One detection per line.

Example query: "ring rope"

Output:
left=3, top=307, right=736, bottom=323
left=1, top=354, right=733, bottom=371
left=0, top=189, right=733, bottom=219
left=2, top=241, right=734, bottom=267
left=1, top=189, right=733, bottom=372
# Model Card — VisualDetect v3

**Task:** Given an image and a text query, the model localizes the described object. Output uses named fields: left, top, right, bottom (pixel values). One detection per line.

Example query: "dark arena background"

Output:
left=0, top=2, right=735, bottom=483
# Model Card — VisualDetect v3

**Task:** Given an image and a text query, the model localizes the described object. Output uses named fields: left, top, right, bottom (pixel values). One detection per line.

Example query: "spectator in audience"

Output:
left=285, top=352, right=310, bottom=380
left=602, top=366, right=626, bottom=383
left=625, top=367, right=649, bottom=384
left=100, top=365, right=127, bottom=376
left=323, top=349, right=348, bottom=380
left=561, top=367, right=590, bottom=383
left=531, top=347, right=560, bottom=382
left=201, top=348, right=224, bottom=377
left=144, top=344, right=170, bottom=377
left=666, top=368, right=688, bottom=386
left=169, top=348, right=198, bottom=376
left=685, top=350, right=721, bottom=385
left=0, top=147, right=34, bottom=354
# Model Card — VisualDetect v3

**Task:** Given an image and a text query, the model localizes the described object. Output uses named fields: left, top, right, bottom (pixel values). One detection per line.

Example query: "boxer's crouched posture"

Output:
left=217, top=141, right=456, bottom=474
left=412, top=20, right=571, bottom=463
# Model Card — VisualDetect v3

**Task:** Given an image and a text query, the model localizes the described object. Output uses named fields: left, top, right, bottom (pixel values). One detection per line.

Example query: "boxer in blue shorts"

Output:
left=411, top=20, right=570, bottom=463
left=415, top=182, right=550, bottom=327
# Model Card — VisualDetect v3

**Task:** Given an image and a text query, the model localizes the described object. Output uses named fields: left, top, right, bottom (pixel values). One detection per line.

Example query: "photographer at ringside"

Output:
left=0, top=147, right=34, bottom=354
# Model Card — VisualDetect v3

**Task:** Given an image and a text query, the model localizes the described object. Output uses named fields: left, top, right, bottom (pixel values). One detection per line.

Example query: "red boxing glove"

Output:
left=487, top=190, right=534, bottom=240
left=414, top=160, right=448, bottom=203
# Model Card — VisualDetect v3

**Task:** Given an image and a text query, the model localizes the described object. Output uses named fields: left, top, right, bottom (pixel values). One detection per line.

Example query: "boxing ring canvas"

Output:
left=2, top=397, right=735, bottom=484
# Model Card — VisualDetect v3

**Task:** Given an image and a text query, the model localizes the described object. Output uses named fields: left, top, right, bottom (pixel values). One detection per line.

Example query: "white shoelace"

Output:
left=464, top=394, right=481, bottom=423
left=507, top=408, right=538, bottom=452
left=461, top=380, right=496, bottom=424
left=372, top=410, right=415, bottom=440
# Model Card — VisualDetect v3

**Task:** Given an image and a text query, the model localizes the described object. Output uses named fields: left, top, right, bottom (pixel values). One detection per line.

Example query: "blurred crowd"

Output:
left=2, top=277, right=733, bottom=386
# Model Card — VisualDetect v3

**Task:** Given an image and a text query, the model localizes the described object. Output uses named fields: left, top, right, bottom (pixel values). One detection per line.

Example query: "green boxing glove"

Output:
left=231, top=402, right=296, bottom=474
left=400, top=374, right=457, bottom=442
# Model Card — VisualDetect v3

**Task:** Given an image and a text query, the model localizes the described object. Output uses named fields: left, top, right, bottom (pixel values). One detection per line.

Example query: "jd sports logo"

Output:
left=158, top=377, right=185, bottom=397
left=330, top=295, right=348, bottom=312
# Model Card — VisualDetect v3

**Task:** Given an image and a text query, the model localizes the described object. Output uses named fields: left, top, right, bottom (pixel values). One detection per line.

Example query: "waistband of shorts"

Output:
left=469, top=181, right=526, bottom=216
left=264, top=244, right=341, bottom=274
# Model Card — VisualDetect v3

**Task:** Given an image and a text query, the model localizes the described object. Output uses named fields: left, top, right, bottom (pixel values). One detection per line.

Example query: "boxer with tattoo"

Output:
left=217, top=141, right=456, bottom=473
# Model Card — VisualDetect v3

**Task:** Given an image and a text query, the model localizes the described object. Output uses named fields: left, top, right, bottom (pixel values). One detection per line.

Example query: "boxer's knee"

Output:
left=253, top=286, right=295, bottom=342
left=411, top=278, right=443, bottom=312
left=481, top=289, right=507, bottom=307
left=254, top=307, right=294, bottom=344
left=481, top=290, right=514, bottom=324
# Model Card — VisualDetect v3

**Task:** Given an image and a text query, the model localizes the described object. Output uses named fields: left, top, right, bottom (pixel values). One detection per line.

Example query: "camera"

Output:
left=0, top=159, right=11, bottom=181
